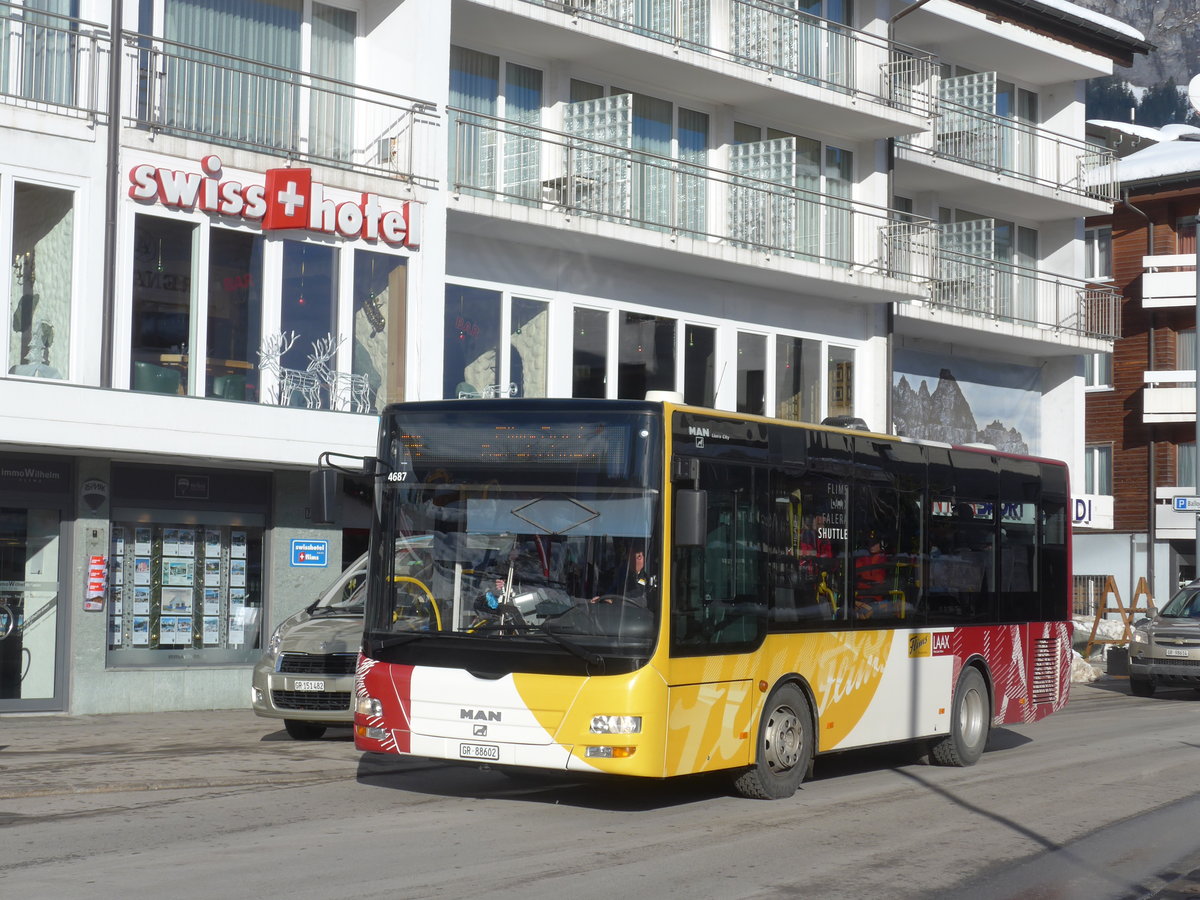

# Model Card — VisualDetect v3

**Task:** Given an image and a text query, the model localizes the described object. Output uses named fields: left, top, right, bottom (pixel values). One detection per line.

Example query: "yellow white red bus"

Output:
left=351, top=398, right=1071, bottom=799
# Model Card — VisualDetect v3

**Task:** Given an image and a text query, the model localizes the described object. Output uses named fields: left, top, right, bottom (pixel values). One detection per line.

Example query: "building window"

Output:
left=1178, top=328, right=1196, bottom=371
left=510, top=297, right=548, bottom=398
left=618, top=312, right=676, bottom=399
left=444, top=284, right=501, bottom=399
left=1179, top=216, right=1196, bottom=255
left=737, top=332, right=766, bottom=415
left=1084, top=444, right=1112, bottom=495
left=827, top=345, right=854, bottom=418
left=147, top=0, right=356, bottom=159
left=206, top=229, right=263, bottom=402
left=573, top=307, right=609, bottom=398
left=352, top=251, right=406, bottom=411
left=130, top=215, right=195, bottom=395
left=684, top=324, right=716, bottom=408
left=1084, top=226, right=1112, bottom=280
left=1084, top=352, right=1112, bottom=389
left=9, top=181, right=73, bottom=380
left=1178, top=442, right=1196, bottom=489
left=775, top=334, right=820, bottom=422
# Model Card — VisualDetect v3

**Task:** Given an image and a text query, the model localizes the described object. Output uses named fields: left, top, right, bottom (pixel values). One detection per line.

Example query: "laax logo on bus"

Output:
left=127, top=155, right=421, bottom=249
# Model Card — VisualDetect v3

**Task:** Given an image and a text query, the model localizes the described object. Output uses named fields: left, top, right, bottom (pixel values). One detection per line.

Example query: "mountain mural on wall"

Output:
left=892, top=367, right=1030, bottom=454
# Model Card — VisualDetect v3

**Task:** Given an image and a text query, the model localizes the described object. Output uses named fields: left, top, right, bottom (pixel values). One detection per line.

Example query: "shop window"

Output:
left=130, top=215, right=195, bottom=395
left=573, top=307, right=609, bottom=398
left=684, top=324, right=716, bottom=408
left=279, top=241, right=337, bottom=407
left=444, top=284, right=501, bottom=398
left=737, top=332, right=766, bottom=415
left=776, top=334, right=820, bottom=422
left=510, top=297, right=547, bottom=398
left=827, top=345, right=854, bottom=418
left=205, top=229, right=263, bottom=402
left=352, top=250, right=405, bottom=411
left=9, top=181, right=73, bottom=380
left=107, top=521, right=263, bottom=665
left=618, top=311, right=676, bottom=399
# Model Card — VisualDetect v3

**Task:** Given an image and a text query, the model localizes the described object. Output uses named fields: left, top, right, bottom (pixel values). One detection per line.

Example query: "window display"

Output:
left=107, top=521, right=263, bottom=665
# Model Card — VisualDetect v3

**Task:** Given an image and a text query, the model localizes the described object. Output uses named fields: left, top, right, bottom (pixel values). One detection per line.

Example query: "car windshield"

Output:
left=1159, top=586, right=1200, bottom=619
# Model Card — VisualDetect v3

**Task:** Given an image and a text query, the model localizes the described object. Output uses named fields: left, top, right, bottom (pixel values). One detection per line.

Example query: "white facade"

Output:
left=0, top=0, right=1144, bottom=713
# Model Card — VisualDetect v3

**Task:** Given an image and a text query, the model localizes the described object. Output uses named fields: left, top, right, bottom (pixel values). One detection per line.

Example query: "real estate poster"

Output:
left=177, top=528, right=195, bottom=558
left=133, top=586, right=151, bottom=615
left=162, top=559, right=194, bottom=587
left=111, top=588, right=123, bottom=616
left=204, top=560, right=221, bottom=585
left=203, top=587, right=220, bottom=616
left=228, top=611, right=244, bottom=645
left=203, top=616, right=220, bottom=646
left=205, top=528, right=222, bottom=558
left=230, top=559, right=246, bottom=587
left=133, top=557, right=151, bottom=586
left=159, top=615, right=177, bottom=646
left=112, top=526, right=125, bottom=556
left=133, top=615, right=150, bottom=645
left=231, top=531, right=247, bottom=559
left=134, top=527, right=151, bottom=556
left=109, top=617, right=122, bottom=646
left=161, top=586, right=192, bottom=615
left=163, top=528, right=180, bottom=557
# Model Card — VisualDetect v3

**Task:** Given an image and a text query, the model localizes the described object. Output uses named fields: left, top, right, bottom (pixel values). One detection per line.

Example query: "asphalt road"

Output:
left=2, top=678, right=1199, bottom=900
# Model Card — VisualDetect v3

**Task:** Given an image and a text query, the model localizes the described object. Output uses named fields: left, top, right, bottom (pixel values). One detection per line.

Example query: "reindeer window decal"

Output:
left=258, top=332, right=375, bottom=412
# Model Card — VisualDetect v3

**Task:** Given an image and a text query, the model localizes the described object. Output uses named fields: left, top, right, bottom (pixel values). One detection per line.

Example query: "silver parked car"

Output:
left=251, top=554, right=366, bottom=739
left=1128, top=580, right=1200, bottom=697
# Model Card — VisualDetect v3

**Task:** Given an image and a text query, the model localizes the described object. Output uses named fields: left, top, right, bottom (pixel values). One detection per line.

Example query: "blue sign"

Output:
left=1174, top=497, right=1200, bottom=512
left=291, top=539, right=329, bottom=567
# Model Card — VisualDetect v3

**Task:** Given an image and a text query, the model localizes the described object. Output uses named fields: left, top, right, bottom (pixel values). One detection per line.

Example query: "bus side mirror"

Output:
left=309, top=468, right=340, bottom=524
left=675, top=489, right=707, bottom=547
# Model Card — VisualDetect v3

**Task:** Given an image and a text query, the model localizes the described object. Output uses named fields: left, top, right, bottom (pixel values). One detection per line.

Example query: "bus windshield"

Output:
left=363, top=405, right=663, bottom=668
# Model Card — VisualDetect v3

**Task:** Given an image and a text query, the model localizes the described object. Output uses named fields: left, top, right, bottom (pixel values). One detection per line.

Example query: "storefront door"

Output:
left=0, top=506, right=64, bottom=708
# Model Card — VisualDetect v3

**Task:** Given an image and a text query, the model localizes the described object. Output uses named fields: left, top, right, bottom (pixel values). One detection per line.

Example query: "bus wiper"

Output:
left=536, top=624, right=605, bottom=669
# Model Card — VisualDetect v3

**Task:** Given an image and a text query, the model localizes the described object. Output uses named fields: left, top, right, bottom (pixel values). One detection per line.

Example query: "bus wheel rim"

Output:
left=960, top=688, right=984, bottom=745
left=764, top=705, right=802, bottom=771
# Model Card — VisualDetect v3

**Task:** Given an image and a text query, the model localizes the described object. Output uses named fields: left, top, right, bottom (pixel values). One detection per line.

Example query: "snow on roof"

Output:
left=1022, top=0, right=1146, bottom=43
left=1087, top=119, right=1169, bottom=144
left=1118, top=138, right=1200, bottom=185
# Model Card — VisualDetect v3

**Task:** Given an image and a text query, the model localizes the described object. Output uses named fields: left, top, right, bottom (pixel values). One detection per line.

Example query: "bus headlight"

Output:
left=585, top=746, right=636, bottom=758
left=356, top=696, right=383, bottom=718
left=590, top=715, right=642, bottom=734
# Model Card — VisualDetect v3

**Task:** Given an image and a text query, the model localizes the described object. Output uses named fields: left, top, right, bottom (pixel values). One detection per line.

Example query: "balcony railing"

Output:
left=517, top=0, right=937, bottom=117
left=925, top=250, right=1120, bottom=339
left=121, top=33, right=439, bottom=184
left=1142, top=254, right=1196, bottom=308
left=0, top=1, right=109, bottom=119
left=449, top=109, right=936, bottom=282
left=897, top=98, right=1118, bottom=204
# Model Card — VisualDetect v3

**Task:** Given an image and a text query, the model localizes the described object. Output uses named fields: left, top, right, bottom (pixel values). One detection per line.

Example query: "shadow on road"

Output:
left=258, top=726, right=355, bottom=743
left=1078, top=679, right=1200, bottom=701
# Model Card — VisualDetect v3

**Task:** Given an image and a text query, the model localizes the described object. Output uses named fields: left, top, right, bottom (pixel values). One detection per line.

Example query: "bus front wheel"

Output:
left=931, top=667, right=989, bottom=767
left=733, top=683, right=813, bottom=800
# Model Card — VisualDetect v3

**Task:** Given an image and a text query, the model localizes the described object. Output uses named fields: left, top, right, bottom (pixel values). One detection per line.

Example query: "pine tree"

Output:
left=1134, top=79, right=1191, bottom=127
left=1086, top=75, right=1136, bottom=122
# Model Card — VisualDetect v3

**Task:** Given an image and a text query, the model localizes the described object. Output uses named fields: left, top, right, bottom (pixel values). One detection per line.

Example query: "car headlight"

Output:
left=590, top=715, right=642, bottom=735
left=266, top=624, right=285, bottom=659
left=1131, top=629, right=1148, bottom=645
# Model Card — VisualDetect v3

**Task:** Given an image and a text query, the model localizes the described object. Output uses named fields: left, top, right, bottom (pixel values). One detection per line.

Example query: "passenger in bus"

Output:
left=854, top=532, right=891, bottom=619
left=474, top=576, right=509, bottom=620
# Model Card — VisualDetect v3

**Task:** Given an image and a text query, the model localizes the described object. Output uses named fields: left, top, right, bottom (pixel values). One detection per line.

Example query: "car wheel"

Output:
left=283, top=719, right=327, bottom=740
left=931, top=667, right=990, bottom=767
left=733, top=683, right=813, bottom=800
left=1129, top=676, right=1156, bottom=698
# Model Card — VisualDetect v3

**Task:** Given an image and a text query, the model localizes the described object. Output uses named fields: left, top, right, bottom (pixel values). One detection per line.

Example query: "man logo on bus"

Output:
left=461, top=708, right=502, bottom=721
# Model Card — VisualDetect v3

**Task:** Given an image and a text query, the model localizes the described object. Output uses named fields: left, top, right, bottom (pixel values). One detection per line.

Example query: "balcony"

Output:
left=894, top=252, right=1120, bottom=354
left=1143, top=371, right=1196, bottom=424
left=119, top=33, right=439, bottom=185
left=459, top=0, right=935, bottom=140
left=448, top=109, right=935, bottom=301
left=895, top=98, right=1117, bottom=219
left=0, top=2, right=109, bottom=122
left=1142, top=254, right=1197, bottom=309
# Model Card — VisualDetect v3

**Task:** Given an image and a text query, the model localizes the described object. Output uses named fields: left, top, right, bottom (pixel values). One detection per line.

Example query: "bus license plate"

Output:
left=459, top=742, right=499, bottom=761
left=1164, top=648, right=1190, bottom=658
left=292, top=680, right=325, bottom=691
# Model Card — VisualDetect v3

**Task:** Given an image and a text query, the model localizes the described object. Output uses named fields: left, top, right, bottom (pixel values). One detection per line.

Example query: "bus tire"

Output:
left=1129, top=676, right=1156, bottom=698
left=733, top=683, right=813, bottom=800
left=283, top=719, right=327, bottom=740
left=931, top=667, right=989, bottom=767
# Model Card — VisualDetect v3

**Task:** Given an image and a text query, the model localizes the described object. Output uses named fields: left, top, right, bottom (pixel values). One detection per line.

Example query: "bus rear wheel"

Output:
left=931, top=667, right=989, bottom=767
left=733, top=683, right=813, bottom=800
